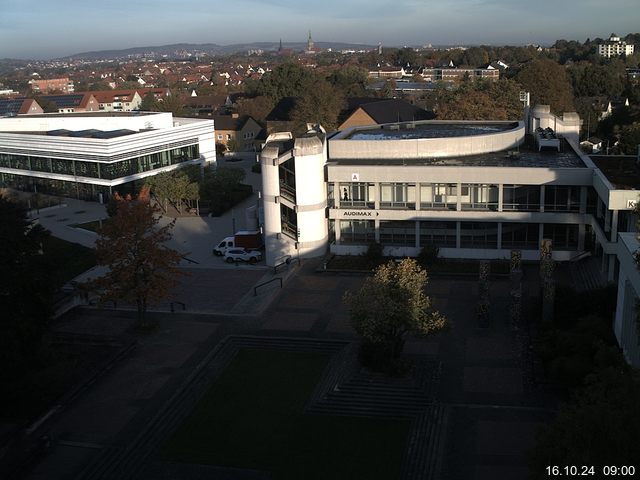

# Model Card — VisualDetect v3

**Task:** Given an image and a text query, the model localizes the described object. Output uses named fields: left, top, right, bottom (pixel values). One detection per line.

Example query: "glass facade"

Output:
left=503, top=185, right=541, bottom=211
left=380, top=183, right=416, bottom=209
left=420, top=183, right=457, bottom=210
left=544, top=186, right=580, bottom=212
left=460, top=222, right=498, bottom=248
left=340, top=220, right=375, bottom=244
left=461, top=184, right=499, bottom=210
left=0, top=144, right=199, bottom=182
left=419, top=221, right=456, bottom=247
left=280, top=204, right=298, bottom=240
left=502, top=222, right=539, bottom=249
left=339, top=182, right=375, bottom=208
left=543, top=223, right=579, bottom=250
left=379, top=220, right=415, bottom=246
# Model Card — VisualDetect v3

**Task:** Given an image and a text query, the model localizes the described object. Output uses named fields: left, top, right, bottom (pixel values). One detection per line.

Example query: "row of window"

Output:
left=0, top=145, right=199, bottom=181
left=337, top=220, right=579, bottom=250
left=330, top=183, right=584, bottom=212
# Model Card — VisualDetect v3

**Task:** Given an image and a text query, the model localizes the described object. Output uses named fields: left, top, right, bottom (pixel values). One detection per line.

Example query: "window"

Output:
left=544, top=186, right=580, bottom=212
left=380, top=221, right=416, bottom=246
left=339, top=182, right=375, bottom=208
left=460, top=222, right=498, bottom=249
left=543, top=224, right=579, bottom=250
left=461, top=184, right=498, bottom=210
left=380, top=183, right=415, bottom=209
left=226, top=134, right=232, bottom=140
left=281, top=205, right=298, bottom=240
left=340, top=220, right=375, bottom=244
left=419, top=221, right=456, bottom=247
left=503, top=185, right=540, bottom=211
left=420, top=183, right=457, bottom=210
left=501, top=223, right=539, bottom=249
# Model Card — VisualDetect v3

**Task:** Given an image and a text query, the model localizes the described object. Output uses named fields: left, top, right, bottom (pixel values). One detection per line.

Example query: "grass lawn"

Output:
left=161, top=349, right=411, bottom=480
left=42, top=235, right=96, bottom=287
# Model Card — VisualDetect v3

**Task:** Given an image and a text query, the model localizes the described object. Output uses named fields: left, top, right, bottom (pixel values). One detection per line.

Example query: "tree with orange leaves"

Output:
left=88, top=186, right=183, bottom=327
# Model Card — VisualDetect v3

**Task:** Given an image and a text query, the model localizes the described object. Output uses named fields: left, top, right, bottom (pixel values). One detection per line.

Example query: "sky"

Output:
left=0, top=0, right=638, bottom=59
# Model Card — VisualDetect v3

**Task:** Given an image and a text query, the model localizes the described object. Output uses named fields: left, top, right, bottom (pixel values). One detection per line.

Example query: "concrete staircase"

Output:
left=569, top=256, right=608, bottom=292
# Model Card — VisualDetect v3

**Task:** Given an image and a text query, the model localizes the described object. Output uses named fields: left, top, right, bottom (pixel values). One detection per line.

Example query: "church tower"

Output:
left=307, top=30, right=314, bottom=53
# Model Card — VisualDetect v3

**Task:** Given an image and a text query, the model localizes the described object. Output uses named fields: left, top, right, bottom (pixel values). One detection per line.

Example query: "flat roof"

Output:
left=344, top=122, right=518, bottom=141
left=330, top=138, right=586, bottom=168
left=14, top=111, right=159, bottom=118
left=591, top=155, right=640, bottom=189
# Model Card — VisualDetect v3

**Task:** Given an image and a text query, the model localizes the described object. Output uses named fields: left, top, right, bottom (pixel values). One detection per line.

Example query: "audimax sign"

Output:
left=343, top=211, right=379, bottom=217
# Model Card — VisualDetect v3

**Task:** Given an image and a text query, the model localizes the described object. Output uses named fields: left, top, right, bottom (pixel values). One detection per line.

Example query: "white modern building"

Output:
left=598, top=33, right=635, bottom=58
left=260, top=107, right=638, bottom=278
left=260, top=106, right=640, bottom=367
left=0, top=112, right=215, bottom=201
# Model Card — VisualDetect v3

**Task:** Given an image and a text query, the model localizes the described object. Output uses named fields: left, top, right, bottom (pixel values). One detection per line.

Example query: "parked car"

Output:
left=224, top=248, right=262, bottom=264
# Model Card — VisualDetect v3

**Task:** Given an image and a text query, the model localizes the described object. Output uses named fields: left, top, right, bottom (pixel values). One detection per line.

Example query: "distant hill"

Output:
left=64, top=41, right=377, bottom=60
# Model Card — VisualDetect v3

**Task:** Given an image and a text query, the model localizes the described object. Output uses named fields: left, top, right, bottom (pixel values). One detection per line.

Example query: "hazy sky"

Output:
left=1, top=0, right=638, bottom=59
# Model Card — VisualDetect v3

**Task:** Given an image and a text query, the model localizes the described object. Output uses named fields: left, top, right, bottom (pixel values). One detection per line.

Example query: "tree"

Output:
left=139, top=91, right=157, bottom=111
left=252, top=62, right=317, bottom=102
left=235, top=95, right=274, bottom=125
left=88, top=187, right=183, bottom=327
left=145, top=170, right=200, bottom=214
left=199, top=166, right=252, bottom=216
left=435, top=79, right=523, bottom=120
left=344, top=259, right=446, bottom=372
left=291, top=77, right=346, bottom=132
left=515, top=59, right=576, bottom=114
left=0, top=196, right=54, bottom=385
left=529, top=368, right=640, bottom=476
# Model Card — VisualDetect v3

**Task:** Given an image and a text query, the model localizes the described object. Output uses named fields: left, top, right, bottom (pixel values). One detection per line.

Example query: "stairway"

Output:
left=569, top=256, right=609, bottom=292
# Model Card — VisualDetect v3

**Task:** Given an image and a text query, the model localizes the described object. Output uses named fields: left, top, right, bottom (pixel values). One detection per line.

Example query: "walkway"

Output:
left=18, top=258, right=557, bottom=480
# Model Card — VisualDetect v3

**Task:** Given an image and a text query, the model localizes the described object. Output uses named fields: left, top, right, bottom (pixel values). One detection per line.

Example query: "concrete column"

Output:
left=498, top=184, right=503, bottom=212
left=608, top=254, right=616, bottom=282
left=457, top=182, right=462, bottom=211
left=415, top=221, right=420, bottom=248
left=579, top=186, right=587, bottom=214
left=578, top=223, right=585, bottom=252
left=539, top=185, right=545, bottom=212
left=335, top=219, right=341, bottom=243
left=614, top=274, right=626, bottom=342
left=612, top=210, right=619, bottom=241
left=456, top=221, right=461, bottom=249
left=374, top=182, right=380, bottom=210
left=497, top=222, right=503, bottom=250
left=605, top=209, right=611, bottom=233
left=375, top=219, right=380, bottom=243
left=538, top=223, right=544, bottom=249
left=416, top=184, right=421, bottom=211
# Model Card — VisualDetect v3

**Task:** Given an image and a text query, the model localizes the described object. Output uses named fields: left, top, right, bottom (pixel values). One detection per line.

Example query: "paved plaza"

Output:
left=12, top=163, right=558, bottom=479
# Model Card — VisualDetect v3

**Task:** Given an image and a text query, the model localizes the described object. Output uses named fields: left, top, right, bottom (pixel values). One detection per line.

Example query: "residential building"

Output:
left=0, top=112, right=215, bottom=201
left=421, top=66, right=500, bottom=83
left=39, top=93, right=100, bottom=113
left=91, top=90, right=143, bottom=112
left=213, top=113, right=263, bottom=151
left=598, top=33, right=635, bottom=58
left=338, top=98, right=434, bottom=130
left=0, top=98, right=43, bottom=117
left=29, top=77, right=74, bottom=93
